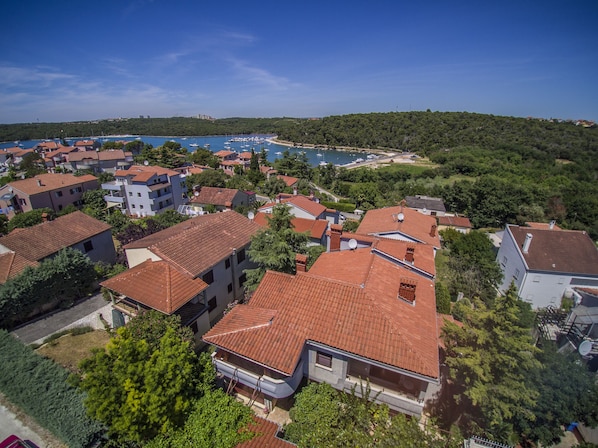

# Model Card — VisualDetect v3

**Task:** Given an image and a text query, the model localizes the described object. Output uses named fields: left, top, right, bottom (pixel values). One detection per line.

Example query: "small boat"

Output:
left=355, top=158, right=365, bottom=163
left=319, top=161, right=328, bottom=166
left=317, top=153, right=323, bottom=157
left=189, top=143, right=199, bottom=147
left=275, top=151, right=282, bottom=155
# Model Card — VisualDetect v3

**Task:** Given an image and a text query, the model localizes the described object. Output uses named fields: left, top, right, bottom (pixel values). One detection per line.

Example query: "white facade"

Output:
left=497, top=225, right=598, bottom=309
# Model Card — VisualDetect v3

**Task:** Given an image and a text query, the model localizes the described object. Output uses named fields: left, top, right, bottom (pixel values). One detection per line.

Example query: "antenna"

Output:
left=247, top=211, right=255, bottom=221
left=348, top=238, right=357, bottom=250
left=579, top=340, right=593, bottom=356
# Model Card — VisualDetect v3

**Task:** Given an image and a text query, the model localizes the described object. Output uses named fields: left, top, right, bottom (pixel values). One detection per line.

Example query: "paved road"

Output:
left=11, top=292, right=113, bottom=345
left=0, top=404, right=46, bottom=447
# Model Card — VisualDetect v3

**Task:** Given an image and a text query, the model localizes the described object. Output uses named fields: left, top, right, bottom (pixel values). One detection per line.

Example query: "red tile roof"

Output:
left=0, top=251, right=38, bottom=284
left=5, top=173, right=98, bottom=195
left=125, top=211, right=261, bottom=277
left=525, top=221, right=562, bottom=230
left=214, top=150, right=236, bottom=158
left=275, top=175, right=299, bottom=187
left=508, top=225, right=598, bottom=275
left=189, top=187, right=240, bottom=206
left=114, top=164, right=179, bottom=180
left=238, top=416, right=293, bottom=448
left=356, top=206, right=440, bottom=247
left=253, top=212, right=328, bottom=239
left=204, top=249, right=439, bottom=380
left=437, top=215, right=472, bottom=228
left=372, top=238, right=436, bottom=278
left=0, top=211, right=112, bottom=262
left=282, top=195, right=327, bottom=217
left=101, top=259, right=208, bottom=314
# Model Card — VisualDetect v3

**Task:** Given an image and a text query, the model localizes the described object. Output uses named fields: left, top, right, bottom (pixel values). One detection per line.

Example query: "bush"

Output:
left=320, top=200, right=356, bottom=212
left=0, top=330, right=105, bottom=447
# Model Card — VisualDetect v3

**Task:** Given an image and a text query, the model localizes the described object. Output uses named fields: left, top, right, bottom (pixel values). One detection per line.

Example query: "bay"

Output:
left=1, top=134, right=370, bottom=168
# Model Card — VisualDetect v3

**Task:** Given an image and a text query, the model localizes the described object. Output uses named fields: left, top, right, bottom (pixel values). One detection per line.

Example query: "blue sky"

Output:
left=1, top=0, right=596, bottom=123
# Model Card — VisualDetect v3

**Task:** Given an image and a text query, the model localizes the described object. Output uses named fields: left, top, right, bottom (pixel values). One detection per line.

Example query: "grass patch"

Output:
left=36, top=330, right=111, bottom=373
left=435, top=248, right=451, bottom=284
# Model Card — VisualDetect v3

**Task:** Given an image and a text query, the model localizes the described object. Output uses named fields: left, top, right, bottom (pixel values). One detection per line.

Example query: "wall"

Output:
left=70, top=230, right=117, bottom=265
left=125, top=247, right=161, bottom=268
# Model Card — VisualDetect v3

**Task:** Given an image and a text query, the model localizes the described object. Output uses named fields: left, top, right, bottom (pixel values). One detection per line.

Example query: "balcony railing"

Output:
left=212, top=354, right=304, bottom=399
left=344, top=375, right=424, bottom=416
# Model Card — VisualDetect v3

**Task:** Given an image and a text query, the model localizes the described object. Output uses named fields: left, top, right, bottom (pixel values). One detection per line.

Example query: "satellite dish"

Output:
left=143, top=160, right=149, bottom=166
left=348, top=238, right=358, bottom=250
left=397, top=212, right=405, bottom=222
left=579, top=340, right=593, bottom=356
left=194, top=191, right=199, bottom=197
left=247, top=211, right=255, bottom=220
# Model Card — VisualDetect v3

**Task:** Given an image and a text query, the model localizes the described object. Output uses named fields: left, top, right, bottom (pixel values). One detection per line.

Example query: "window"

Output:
left=132, top=204, right=136, bottom=208
left=137, top=192, right=141, bottom=197
left=55, top=191, right=63, bottom=198
left=501, top=256, right=507, bottom=266
left=225, top=258, right=231, bottom=269
left=227, top=283, right=233, bottom=293
left=238, top=273, right=247, bottom=287
left=83, top=240, right=93, bottom=252
left=140, top=204, right=144, bottom=209
left=128, top=192, right=133, bottom=197
left=236, top=248, right=246, bottom=264
left=202, top=270, right=214, bottom=285
left=18, top=198, right=26, bottom=206
left=514, top=269, right=520, bottom=279
left=190, top=321, right=199, bottom=334
left=58, top=205, right=63, bottom=211
left=316, top=351, right=332, bottom=369
left=208, top=296, right=217, bottom=312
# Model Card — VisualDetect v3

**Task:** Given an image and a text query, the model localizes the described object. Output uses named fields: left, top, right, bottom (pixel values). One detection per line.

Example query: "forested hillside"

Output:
left=2, top=112, right=596, bottom=237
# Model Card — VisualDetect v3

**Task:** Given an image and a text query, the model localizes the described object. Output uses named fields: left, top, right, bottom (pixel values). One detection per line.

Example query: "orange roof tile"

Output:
left=0, top=211, right=112, bottom=262
left=189, top=186, right=240, bottom=207
left=204, top=249, right=439, bottom=380
left=525, top=221, right=562, bottom=230
left=357, top=206, right=440, bottom=247
left=5, top=173, right=98, bottom=195
left=114, top=164, right=179, bottom=179
left=275, top=175, right=298, bottom=187
left=238, top=152, right=253, bottom=160
left=125, top=211, right=261, bottom=277
left=214, top=150, right=236, bottom=158
left=237, top=416, right=293, bottom=448
left=101, top=259, right=208, bottom=314
left=372, top=238, right=436, bottom=278
left=0, top=251, right=38, bottom=284
left=437, top=216, right=472, bottom=228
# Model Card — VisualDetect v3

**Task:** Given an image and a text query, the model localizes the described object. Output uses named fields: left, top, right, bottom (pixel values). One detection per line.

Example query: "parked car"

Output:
left=0, top=435, right=35, bottom=448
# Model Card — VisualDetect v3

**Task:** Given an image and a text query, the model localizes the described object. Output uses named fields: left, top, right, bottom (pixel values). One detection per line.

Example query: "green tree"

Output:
left=124, top=309, right=194, bottom=350
left=435, top=281, right=452, bottom=314
left=261, top=176, right=287, bottom=199
left=513, top=344, right=598, bottom=446
left=82, top=189, right=109, bottom=220
left=247, top=149, right=265, bottom=186
left=284, top=382, right=461, bottom=448
left=442, top=284, right=541, bottom=443
left=188, top=148, right=219, bottom=168
left=78, top=326, right=200, bottom=443
left=186, top=170, right=228, bottom=190
left=244, top=203, right=309, bottom=290
left=7, top=207, right=55, bottom=231
left=20, top=152, right=46, bottom=177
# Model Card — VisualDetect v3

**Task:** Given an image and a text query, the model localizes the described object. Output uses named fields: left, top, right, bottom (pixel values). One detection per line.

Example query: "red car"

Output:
left=0, top=435, right=35, bottom=448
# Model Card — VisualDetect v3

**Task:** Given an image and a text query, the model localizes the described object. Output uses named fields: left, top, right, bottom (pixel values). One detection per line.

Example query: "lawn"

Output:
left=36, top=330, right=111, bottom=372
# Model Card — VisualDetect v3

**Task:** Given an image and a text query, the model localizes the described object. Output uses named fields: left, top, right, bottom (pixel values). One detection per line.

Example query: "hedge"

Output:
left=320, top=201, right=356, bottom=213
left=0, top=330, right=105, bottom=447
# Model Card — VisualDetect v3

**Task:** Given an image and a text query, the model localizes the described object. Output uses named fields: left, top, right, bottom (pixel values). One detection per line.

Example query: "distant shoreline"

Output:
left=267, top=137, right=396, bottom=157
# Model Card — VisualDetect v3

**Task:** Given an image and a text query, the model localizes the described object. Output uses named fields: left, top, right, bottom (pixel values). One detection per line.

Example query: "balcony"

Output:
left=212, top=353, right=304, bottom=399
left=344, top=375, right=425, bottom=416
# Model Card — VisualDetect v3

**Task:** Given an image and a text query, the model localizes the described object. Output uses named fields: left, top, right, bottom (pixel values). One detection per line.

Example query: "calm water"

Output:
left=1, top=134, right=371, bottom=168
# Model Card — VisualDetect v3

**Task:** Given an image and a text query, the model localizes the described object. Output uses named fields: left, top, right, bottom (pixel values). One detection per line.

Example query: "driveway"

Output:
left=0, top=402, right=47, bottom=448
left=11, top=292, right=114, bottom=346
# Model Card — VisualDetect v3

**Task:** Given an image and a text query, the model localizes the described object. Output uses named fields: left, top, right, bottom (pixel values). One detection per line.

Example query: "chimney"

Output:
left=522, top=233, right=533, bottom=254
left=293, top=186, right=298, bottom=195
left=329, top=224, right=342, bottom=252
left=398, top=278, right=417, bottom=304
left=295, top=253, right=308, bottom=273
left=549, top=220, right=556, bottom=230
left=405, top=245, right=415, bottom=263
left=430, top=224, right=437, bottom=237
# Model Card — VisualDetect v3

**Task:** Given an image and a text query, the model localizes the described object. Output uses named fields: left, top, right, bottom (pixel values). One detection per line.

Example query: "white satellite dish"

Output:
left=397, top=212, right=405, bottom=222
left=194, top=191, right=199, bottom=197
left=143, top=160, right=149, bottom=166
left=247, top=211, right=255, bottom=220
left=348, top=238, right=358, bottom=250
left=579, top=340, right=593, bottom=356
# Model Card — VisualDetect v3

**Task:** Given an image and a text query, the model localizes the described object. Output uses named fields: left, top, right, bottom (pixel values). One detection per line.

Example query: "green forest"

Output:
left=1, top=112, right=597, bottom=237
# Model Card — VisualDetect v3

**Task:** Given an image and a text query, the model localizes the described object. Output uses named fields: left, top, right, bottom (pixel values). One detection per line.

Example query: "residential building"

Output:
left=187, top=186, right=255, bottom=212
left=437, top=215, right=472, bottom=234
left=204, top=239, right=440, bottom=416
left=0, top=211, right=116, bottom=283
left=101, top=211, right=261, bottom=344
left=73, top=139, right=101, bottom=151
left=259, top=194, right=340, bottom=225
left=0, top=173, right=99, bottom=218
left=102, top=165, right=187, bottom=217
left=496, top=223, right=598, bottom=309
left=405, top=195, right=446, bottom=216
left=63, top=149, right=133, bottom=173
left=253, top=212, right=329, bottom=247
left=356, top=205, right=441, bottom=250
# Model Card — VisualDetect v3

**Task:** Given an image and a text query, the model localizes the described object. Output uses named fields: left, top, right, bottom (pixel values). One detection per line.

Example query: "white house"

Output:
left=496, top=223, right=598, bottom=309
